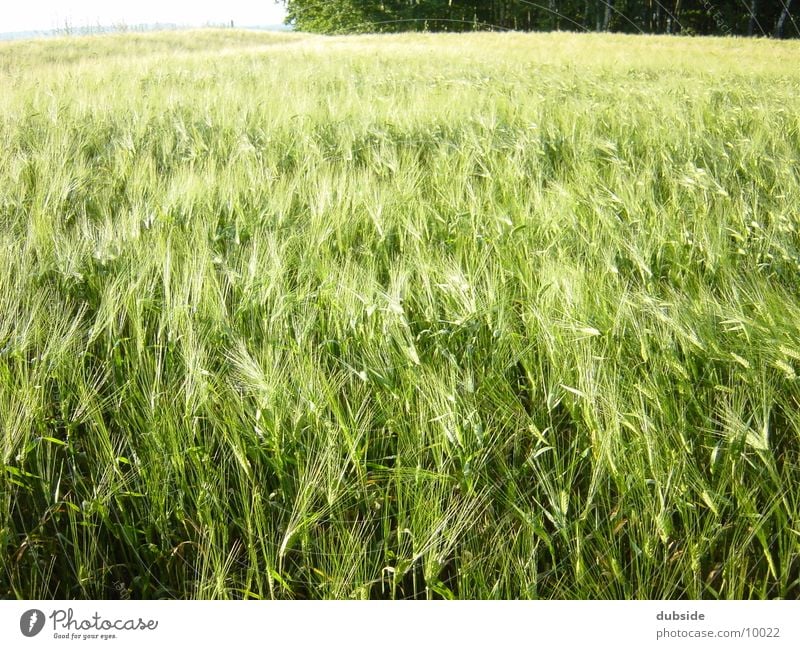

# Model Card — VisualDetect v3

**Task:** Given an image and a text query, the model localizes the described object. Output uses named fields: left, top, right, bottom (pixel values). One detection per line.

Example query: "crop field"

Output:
left=0, top=29, right=799, bottom=599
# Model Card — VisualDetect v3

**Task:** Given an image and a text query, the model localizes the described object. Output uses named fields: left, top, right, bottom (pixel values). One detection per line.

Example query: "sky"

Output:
left=1, top=1, right=287, bottom=33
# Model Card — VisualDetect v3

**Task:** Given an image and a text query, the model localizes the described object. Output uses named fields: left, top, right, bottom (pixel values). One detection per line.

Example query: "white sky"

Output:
left=1, top=1, right=287, bottom=33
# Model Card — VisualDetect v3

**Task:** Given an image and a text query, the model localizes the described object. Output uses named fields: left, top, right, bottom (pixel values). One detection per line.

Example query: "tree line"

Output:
left=280, top=1, right=798, bottom=38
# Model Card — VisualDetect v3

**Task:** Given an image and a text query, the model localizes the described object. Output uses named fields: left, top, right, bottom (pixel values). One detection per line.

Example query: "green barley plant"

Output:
left=0, top=28, right=799, bottom=599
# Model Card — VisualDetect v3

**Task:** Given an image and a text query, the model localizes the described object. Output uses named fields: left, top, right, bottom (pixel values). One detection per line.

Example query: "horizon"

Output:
left=0, top=1, right=287, bottom=34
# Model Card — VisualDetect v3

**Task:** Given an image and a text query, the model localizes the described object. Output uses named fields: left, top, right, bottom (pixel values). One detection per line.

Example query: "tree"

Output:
left=279, top=0, right=798, bottom=37
left=775, top=0, right=795, bottom=37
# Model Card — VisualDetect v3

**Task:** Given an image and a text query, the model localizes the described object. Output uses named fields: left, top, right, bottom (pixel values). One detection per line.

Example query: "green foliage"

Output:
left=1, top=29, right=799, bottom=599
left=282, top=0, right=799, bottom=37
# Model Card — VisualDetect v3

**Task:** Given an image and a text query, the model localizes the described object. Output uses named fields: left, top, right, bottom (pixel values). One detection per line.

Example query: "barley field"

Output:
left=1, top=29, right=799, bottom=599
